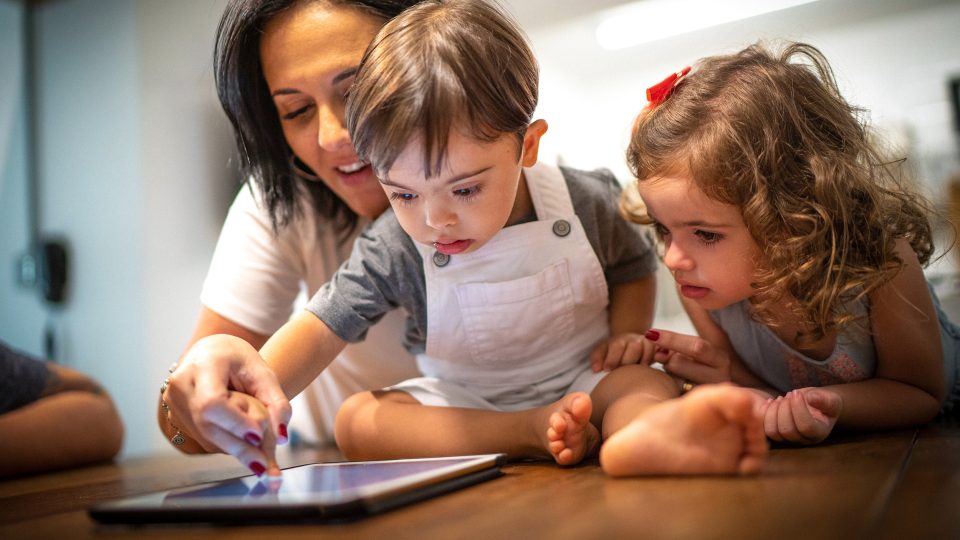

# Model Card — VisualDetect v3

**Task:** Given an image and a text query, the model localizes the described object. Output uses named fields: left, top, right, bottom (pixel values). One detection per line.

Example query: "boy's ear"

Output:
left=520, top=119, right=548, bottom=167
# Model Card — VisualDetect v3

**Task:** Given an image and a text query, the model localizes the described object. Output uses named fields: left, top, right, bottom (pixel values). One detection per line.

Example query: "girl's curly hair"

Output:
left=624, top=41, right=935, bottom=344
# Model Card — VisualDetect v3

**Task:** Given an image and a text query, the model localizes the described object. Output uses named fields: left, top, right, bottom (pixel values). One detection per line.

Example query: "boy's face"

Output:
left=637, top=174, right=760, bottom=310
left=380, top=121, right=546, bottom=256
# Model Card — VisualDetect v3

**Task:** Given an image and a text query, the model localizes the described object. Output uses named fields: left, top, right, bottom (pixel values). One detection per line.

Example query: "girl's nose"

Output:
left=663, top=241, right=694, bottom=272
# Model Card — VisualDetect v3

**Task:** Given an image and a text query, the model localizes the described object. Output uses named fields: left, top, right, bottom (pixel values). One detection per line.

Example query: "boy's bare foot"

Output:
left=599, top=384, right=768, bottom=477
left=542, top=392, right=600, bottom=466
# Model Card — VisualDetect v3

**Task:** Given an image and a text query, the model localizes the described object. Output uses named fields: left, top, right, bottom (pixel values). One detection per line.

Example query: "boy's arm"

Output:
left=260, top=311, right=347, bottom=398
left=608, top=273, right=657, bottom=335
left=591, top=274, right=657, bottom=371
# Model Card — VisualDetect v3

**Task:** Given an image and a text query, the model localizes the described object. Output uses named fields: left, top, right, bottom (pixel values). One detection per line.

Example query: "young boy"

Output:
left=167, top=0, right=769, bottom=477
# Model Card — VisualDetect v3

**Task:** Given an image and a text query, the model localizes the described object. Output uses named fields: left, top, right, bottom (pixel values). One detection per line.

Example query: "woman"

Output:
left=157, top=0, right=423, bottom=458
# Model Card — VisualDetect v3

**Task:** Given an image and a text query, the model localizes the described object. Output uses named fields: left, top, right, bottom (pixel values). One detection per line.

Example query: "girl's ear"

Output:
left=520, top=119, right=548, bottom=167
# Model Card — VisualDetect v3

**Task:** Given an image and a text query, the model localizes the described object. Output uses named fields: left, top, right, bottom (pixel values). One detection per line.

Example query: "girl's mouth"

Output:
left=680, top=284, right=710, bottom=299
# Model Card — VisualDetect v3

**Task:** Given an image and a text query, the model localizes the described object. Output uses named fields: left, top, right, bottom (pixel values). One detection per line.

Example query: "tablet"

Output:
left=89, top=454, right=506, bottom=525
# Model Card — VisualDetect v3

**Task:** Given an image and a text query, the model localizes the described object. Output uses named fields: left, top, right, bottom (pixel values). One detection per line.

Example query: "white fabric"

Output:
left=200, top=185, right=419, bottom=444
left=406, top=162, right=610, bottom=411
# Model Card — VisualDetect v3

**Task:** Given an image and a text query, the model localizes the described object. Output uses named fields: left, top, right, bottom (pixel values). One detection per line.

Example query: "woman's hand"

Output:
left=761, top=387, right=842, bottom=444
left=162, top=334, right=291, bottom=476
left=590, top=332, right=658, bottom=372
left=643, top=329, right=734, bottom=384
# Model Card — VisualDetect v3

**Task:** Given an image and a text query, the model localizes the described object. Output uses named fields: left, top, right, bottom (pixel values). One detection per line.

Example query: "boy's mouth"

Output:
left=433, top=239, right=473, bottom=255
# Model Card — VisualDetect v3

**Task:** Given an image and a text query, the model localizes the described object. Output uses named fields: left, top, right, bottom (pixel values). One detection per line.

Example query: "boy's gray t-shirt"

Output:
left=306, top=165, right=658, bottom=355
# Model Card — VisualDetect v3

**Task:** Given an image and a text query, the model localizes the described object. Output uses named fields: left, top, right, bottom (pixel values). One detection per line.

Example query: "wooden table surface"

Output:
left=2, top=416, right=958, bottom=540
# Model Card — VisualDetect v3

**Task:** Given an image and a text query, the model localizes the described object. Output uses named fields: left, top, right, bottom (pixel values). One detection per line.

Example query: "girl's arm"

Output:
left=673, top=293, right=773, bottom=389
left=827, top=238, right=944, bottom=430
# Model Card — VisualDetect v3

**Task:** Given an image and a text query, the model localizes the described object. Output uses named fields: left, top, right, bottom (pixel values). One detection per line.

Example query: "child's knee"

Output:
left=334, top=391, right=379, bottom=458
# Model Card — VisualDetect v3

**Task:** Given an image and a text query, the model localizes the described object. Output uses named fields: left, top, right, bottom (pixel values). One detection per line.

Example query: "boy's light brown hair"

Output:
left=346, top=0, right=538, bottom=178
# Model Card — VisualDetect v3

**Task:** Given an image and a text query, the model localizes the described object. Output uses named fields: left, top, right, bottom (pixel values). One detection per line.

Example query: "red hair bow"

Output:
left=646, top=66, right=691, bottom=106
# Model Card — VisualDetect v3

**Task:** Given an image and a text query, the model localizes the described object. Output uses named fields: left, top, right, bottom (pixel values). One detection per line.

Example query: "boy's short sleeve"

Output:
left=0, top=342, right=49, bottom=414
left=306, top=212, right=426, bottom=345
left=563, top=166, right=658, bottom=286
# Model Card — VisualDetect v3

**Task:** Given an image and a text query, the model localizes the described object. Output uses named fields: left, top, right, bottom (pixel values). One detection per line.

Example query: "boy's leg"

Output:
left=592, top=370, right=768, bottom=476
left=334, top=389, right=599, bottom=465
left=588, top=364, right=680, bottom=439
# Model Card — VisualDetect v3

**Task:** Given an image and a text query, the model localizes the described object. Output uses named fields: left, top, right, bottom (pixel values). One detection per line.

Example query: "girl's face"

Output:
left=637, top=174, right=760, bottom=310
left=260, top=2, right=389, bottom=219
left=381, top=120, right=546, bottom=256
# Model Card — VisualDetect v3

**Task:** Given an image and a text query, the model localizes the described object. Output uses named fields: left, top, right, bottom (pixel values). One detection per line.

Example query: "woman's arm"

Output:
left=162, top=310, right=347, bottom=476
left=157, top=307, right=270, bottom=454
left=0, top=363, right=124, bottom=477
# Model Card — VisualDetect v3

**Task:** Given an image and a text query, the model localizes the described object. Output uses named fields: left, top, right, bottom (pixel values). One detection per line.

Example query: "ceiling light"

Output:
left=596, top=0, right=820, bottom=50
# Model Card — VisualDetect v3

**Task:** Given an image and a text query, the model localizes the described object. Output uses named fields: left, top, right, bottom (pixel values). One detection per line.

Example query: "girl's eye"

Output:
left=695, top=229, right=724, bottom=244
left=652, top=222, right=669, bottom=238
left=453, top=184, right=482, bottom=199
left=282, top=105, right=312, bottom=121
left=389, top=192, right=418, bottom=204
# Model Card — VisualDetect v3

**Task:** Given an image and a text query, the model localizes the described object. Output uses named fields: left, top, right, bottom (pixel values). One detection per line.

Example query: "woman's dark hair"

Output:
left=215, top=0, right=423, bottom=236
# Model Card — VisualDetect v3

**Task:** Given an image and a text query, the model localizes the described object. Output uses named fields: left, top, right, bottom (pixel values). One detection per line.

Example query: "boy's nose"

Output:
left=425, top=203, right=456, bottom=230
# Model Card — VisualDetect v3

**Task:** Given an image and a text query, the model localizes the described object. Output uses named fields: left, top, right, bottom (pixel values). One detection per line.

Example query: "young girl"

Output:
left=605, top=42, right=960, bottom=471
left=163, top=0, right=769, bottom=479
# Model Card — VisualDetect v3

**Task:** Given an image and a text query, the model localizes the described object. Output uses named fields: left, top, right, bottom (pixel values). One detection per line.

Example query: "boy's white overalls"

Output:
left=396, top=162, right=612, bottom=410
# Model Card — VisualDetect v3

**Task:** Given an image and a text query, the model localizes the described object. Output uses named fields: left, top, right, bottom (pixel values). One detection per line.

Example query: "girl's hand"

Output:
left=162, top=334, right=292, bottom=476
left=761, top=387, right=843, bottom=444
left=590, top=332, right=658, bottom=372
left=644, top=329, right=733, bottom=384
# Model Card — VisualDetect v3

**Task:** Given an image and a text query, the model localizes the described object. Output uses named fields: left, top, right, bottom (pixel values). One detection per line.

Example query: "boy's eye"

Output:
left=389, top=192, right=417, bottom=203
left=453, top=184, right=482, bottom=198
left=652, top=222, right=669, bottom=238
left=695, top=230, right=723, bottom=243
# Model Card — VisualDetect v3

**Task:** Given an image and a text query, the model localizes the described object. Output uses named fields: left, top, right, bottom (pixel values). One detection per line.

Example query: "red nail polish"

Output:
left=278, top=424, right=288, bottom=439
left=249, top=462, right=266, bottom=477
left=645, top=329, right=660, bottom=341
left=244, top=432, right=262, bottom=447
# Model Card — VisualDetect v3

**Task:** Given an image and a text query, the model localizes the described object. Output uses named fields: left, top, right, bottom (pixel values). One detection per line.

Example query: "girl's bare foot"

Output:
left=542, top=392, right=600, bottom=466
left=599, top=384, right=768, bottom=477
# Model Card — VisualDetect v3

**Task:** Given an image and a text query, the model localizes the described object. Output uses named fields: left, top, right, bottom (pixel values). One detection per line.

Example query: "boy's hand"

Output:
left=760, top=387, right=842, bottom=444
left=590, top=332, right=657, bottom=372
left=644, top=329, right=733, bottom=384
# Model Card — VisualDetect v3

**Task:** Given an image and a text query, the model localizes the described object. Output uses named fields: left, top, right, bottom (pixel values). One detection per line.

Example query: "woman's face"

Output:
left=260, top=2, right=389, bottom=219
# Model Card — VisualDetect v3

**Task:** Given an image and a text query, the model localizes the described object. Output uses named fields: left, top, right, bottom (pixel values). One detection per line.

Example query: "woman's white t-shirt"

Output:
left=200, top=185, right=419, bottom=445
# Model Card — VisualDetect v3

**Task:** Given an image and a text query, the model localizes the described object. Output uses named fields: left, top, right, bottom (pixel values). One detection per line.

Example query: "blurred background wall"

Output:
left=1, top=0, right=958, bottom=457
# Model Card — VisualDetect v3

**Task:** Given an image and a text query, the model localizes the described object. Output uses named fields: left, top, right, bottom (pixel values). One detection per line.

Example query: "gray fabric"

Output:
left=710, top=284, right=960, bottom=409
left=307, top=165, right=657, bottom=355
left=0, top=341, right=49, bottom=414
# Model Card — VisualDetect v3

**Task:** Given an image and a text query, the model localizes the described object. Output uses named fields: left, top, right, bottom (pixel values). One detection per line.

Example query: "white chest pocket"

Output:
left=454, top=259, right=576, bottom=365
